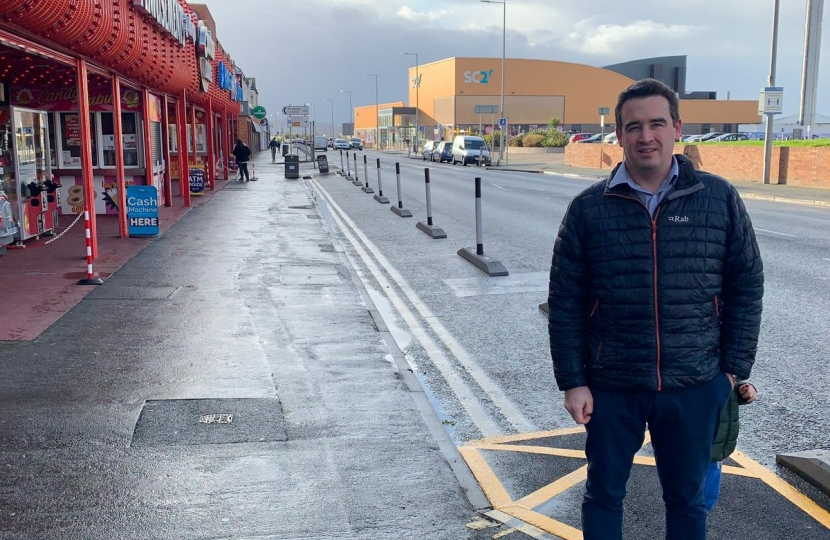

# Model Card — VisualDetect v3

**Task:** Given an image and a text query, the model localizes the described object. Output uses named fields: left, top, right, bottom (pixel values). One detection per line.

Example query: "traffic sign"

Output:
left=759, top=87, right=784, bottom=115
left=282, top=105, right=309, bottom=116
left=498, top=117, right=507, bottom=127
left=598, top=107, right=610, bottom=116
left=419, top=125, right=425, bottom=132
left=475, top=105, right=499, bottom=114
left=251, top=105, right=267, bottom=119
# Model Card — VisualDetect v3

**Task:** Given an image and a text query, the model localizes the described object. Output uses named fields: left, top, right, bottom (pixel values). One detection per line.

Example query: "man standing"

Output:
left=232, top=138, right=252, bottom=182
left=547, top=78, right=763, bottom=540
left=269, top=137, right=279, bottom=163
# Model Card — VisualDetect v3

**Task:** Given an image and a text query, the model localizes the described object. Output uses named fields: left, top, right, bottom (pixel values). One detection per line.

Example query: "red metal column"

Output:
left=206, top=97, right=215, bottom=190
left=142, top=88, right=153, bottom=188
left=112, top=75, right=127, bottom=238
left=190, top=105, right=197, bottom=172
left=223, top=105, right=229, bottom=180
left=177, top=90, right=191, bottom=206
left=161, top=95, right=173, bottom=207
left=75, top=58, right=98, bottom=259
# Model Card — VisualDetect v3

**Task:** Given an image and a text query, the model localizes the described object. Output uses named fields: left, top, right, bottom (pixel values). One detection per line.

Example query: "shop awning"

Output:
left=251, top=120, right=264, bottom=133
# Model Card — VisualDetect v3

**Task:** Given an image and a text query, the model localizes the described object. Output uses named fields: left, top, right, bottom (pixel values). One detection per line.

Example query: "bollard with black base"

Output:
left=345, top=151, right=353, bottom=179
left=457, top=177, right=508, bottom=276
left=373, top=158, right=389, bottom=203
left=352, top=153, right=362, bottom=186
left=390, top=162, right=412, bottom=217
left=416, top=168, right=446, bottom=239
left=361, top=155, right=374, bottom=193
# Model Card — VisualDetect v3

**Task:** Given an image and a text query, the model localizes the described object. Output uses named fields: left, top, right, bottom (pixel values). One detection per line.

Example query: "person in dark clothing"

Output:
left=547, top=78, right=764, bottom=540
left=268, top=137, right=278, bottom=163
left=232, top=138, right=252, bottom=181
left=704, top=380, right=757, bottom=512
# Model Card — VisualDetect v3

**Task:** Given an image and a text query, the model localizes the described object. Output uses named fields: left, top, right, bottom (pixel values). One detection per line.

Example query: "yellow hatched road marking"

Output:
left=460, top=430, right=828, bottom=537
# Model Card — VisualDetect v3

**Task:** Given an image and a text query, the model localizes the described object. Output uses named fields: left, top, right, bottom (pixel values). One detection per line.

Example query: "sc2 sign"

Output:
left=464, top=69, right=494, bottom=84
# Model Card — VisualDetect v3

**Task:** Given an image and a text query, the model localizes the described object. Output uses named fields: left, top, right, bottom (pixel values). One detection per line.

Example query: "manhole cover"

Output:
left=131, top=398, right=286, bottom=447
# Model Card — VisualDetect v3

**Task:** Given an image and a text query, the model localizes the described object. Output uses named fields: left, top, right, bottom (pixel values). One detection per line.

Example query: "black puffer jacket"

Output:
left=548, top=155, right=764, bottom=391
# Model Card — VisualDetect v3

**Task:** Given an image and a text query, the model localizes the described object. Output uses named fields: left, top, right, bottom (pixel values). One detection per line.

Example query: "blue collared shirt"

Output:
left=609, top=157, right=680, bottom=216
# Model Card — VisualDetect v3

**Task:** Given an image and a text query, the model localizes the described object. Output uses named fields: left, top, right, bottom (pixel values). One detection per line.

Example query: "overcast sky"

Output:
left=202, top=0, right=826, bottom=132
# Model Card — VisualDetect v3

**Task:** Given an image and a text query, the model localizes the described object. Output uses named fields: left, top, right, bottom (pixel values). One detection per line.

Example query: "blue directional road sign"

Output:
left=498, top=117, right=507, bottom=127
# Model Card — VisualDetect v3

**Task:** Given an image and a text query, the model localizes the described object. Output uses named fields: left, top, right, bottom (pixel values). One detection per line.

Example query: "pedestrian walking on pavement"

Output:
left=269, top=137, right=279, bottom=163
left=705, top=380, right=757, bottom=512
left=233, top=138, right=252, bottom=182
left=547, top=78, right=764, bottom=540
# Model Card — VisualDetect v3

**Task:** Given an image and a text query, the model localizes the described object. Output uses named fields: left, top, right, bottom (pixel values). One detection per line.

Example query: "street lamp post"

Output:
left=481, top=0, right=506, bottom=166
left=367, top=73, right=379, bottom=150
left=401, top=52, right=419, bottom=154
left=340, top=90, right=353, bottom=135
left=324, top=98, right=335, bottom=137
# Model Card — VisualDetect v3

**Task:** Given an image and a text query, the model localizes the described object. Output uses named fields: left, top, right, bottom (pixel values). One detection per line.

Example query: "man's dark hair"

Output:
left=615, top=78, right=680, bottom=129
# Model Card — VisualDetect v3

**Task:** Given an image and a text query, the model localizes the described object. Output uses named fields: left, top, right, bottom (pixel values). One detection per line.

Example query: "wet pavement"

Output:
left=0, top=156, right=524, bottom=539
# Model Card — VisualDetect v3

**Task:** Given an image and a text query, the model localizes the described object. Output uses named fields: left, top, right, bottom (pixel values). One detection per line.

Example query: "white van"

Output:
left=313, top=135, right=328, bottom=152
left=451, top=135, right=491, bottom=166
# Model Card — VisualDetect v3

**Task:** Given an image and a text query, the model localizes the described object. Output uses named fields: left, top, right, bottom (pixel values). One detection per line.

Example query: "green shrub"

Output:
left=523, top=133, right=545, bottom=147
left=545, top=130, right=570, bottom=147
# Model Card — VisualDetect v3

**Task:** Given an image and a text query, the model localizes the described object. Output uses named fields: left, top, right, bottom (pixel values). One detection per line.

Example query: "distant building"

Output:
left=362, top=57, right=761, bottom=143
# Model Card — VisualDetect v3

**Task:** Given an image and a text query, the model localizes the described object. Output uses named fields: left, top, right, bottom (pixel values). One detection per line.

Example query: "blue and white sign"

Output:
left=498, top=117, right=507, bottom=127
left=418, top=125, right=425, bottom=132
left=189, top=167, right=205, bottom=195
left=126, top=185, right=159, bottom=238
left=759, top=87, right=784, bottom=115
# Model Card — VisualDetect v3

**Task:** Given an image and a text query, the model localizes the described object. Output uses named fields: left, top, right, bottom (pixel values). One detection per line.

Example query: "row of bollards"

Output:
left=335, top=150, right=507, bottom=276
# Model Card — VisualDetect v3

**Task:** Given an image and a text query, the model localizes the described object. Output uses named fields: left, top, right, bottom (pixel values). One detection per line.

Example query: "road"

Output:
left=313, top=148, right=830, bottom=470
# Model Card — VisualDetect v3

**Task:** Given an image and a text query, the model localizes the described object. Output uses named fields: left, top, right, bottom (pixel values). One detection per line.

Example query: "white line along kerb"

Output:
left=311, top=178, right=535, bottom=437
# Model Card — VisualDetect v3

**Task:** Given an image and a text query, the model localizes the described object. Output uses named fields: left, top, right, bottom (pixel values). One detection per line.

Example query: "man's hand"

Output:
left=738, top=383, right=757, bottom=403
left=564, top=386, right=594, bottom=425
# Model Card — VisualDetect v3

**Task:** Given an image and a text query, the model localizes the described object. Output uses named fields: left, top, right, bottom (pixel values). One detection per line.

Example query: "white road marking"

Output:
left=754, top=228, right=798, bottom=238
left=822, top=258, right=830, bottom=262
left=491, top=183, right=513, bottom=192
left=312, top=179, right=535, bottom=437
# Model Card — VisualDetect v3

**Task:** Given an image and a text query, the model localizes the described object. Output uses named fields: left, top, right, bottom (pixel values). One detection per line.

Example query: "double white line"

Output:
left=310, top=178, right=535, bottom=438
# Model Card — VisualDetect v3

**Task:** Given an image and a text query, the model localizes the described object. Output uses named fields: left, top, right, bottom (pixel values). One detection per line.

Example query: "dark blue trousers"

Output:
left=582, top=374, right=732, bottom=540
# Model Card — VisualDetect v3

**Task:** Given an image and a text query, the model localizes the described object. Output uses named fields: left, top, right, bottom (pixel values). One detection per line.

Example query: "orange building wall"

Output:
left=355, top=101, right=405, bottom=130
left=409, top=57, right=760, bottom=129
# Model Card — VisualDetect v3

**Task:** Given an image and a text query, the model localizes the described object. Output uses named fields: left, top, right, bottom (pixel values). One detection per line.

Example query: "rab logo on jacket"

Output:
left=668, top=215, right=690, bottom=223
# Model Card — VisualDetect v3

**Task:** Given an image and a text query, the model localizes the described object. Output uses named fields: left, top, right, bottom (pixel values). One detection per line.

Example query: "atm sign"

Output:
left=126, top=185, right=160, bottom=238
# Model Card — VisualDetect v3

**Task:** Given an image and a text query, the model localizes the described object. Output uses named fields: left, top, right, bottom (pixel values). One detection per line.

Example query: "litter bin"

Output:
left=281, top=143, right=289, bottom=157
left=285, top=154, right=299, bottom=179
left=316, top=154, right=329, bottom=174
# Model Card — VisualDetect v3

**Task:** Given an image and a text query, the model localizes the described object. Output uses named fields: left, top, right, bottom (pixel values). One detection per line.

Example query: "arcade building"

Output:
left=0, top=0, right=250, bottom=258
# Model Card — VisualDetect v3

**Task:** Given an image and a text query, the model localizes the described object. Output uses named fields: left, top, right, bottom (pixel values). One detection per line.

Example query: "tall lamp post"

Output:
left=340, top=89, right=353, bottom=135
left=366, top=73, right=379, bottom=150
left=481, top=0, right=506, bottom=165
left=323, top=98, right=335, bottom=136
left=306, top=102, right=316, bottom=139
left=401, top=52, right=419, bottom=154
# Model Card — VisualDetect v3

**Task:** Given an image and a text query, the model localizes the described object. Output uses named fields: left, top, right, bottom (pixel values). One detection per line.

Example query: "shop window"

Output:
left=186, top=124, right=207, bottom=154
left=100, top=112, right=140, bottom=168
left=168, top=123, right=178, bottom=154
left=149, top=122, right=162, bottom=167
left=57, top=112, right=97, bottom=168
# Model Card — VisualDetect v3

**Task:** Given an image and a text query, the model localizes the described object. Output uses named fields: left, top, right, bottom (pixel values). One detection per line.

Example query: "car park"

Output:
left=333, top=138, right=350, bottom=150
left=349, top=137, right=363, bottom=150
left=422, top=140, right=440, bottom=161
left=431, top=141, right=452, bottom=163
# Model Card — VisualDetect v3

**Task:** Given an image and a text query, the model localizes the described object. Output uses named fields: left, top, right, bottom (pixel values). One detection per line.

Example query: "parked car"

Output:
left=422, top=140, right=441, bottom=161
left=333, top=138, right=350, bottom=150
left=451, top=135, right=491, bottom=166
left=707, top=133, right=750, bottom=142
left=327, top=137, right=335, bottom=148
left=313, top=135, right=328, bottom=152
left=575, top=133, right=604, bottom=143
left=684, top=134, right=704, bottom=142
left=699, top=132, right=725, bottom=142
left=431, top=141, right=453, bottom=163
left=603, top=132, right=618, bottom=144
left=569, top=132, right=594, bottom=143
left=349, top=137, right=364, bottom=150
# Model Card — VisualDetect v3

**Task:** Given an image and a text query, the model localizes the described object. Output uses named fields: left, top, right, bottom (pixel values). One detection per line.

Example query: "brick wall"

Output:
left=565, top=144, right=830, bottom=188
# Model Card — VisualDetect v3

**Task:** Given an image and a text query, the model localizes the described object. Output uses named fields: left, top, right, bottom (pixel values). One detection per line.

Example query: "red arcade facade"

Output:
left=0, top=0, right=244, bottom=258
